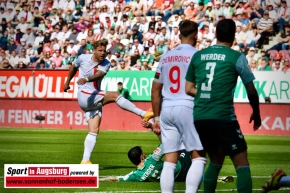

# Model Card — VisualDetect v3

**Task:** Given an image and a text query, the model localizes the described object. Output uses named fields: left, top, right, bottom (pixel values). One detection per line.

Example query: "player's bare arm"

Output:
left=77, top=70, right=106, bottom=85
left=99, top=176, right=119, bottom=182
left=63, top=64, right=79, bottom=92
left=245, top=81, right=261, bottom=131
left=151, top=81, right=163, bottom=135
left=185, top=81, right=197, bottom=97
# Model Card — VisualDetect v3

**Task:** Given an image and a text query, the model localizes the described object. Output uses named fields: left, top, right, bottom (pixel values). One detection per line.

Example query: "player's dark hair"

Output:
left=216, top=19, right=236, bottom=44
left=93, top=39, right=108, bottom=49
left=117, top=82, right=123, bottom=85
left=128, top=146, right=143, bottom=165
left=179, top=20, right=198, bottom=38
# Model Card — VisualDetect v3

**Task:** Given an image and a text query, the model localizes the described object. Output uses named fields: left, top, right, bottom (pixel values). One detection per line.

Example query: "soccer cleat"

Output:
left=143, top=111, right=154, bottom=121
left=80, top=160, right=92, bottom=164
left=261, top=169, right=286, bottom=193
left=217, top=176, right=234, bottom=183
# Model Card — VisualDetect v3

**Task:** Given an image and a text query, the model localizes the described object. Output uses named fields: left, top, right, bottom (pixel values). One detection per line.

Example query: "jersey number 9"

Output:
left=169, top=66, right=181, bottom=93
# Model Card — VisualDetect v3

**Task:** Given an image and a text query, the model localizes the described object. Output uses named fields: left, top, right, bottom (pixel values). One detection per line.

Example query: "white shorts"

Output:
left=78, top=89, right=106, bottom=121
left=160, top=106, right=203, bottom=154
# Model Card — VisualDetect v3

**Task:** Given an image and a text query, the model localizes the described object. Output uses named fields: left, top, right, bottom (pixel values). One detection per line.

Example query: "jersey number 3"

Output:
left=201, top=62, right=216, bottom=91
left=169, top=66, right=181, bottom=93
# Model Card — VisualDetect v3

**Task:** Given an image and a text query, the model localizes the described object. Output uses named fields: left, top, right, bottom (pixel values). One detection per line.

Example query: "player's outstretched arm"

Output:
left=245, top=82, right=261, bottom=131
left=63, top=64, right=78, bottom=92
left=99, top=176, right=120, bottom=182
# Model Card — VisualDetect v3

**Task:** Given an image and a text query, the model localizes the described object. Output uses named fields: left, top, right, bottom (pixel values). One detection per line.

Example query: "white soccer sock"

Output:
left=115, top=95, right=146, bottom=117
left=82, top=132, right=97, bottom=162
left=160, top=162, right=176, bottom=193
left=279, top=176, right=290, bottom=187
left=186, top=157, right=207, bottom=193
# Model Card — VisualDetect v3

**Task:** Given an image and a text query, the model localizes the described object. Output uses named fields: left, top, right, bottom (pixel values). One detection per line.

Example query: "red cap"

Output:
left=274, top=53, right=282, bottom=60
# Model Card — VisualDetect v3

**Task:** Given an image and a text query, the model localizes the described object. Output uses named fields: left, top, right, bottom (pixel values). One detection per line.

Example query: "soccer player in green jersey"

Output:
left=99, top=120, right=191, bottom=182
left=185, top=19, right=262, bottom=193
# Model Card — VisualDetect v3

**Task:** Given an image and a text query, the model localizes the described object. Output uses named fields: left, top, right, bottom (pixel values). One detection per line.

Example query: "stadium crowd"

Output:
left=0, top=0, right=289, bottom=72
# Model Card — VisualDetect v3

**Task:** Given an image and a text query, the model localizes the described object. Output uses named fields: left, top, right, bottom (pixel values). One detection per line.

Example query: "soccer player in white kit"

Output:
left=151, top=21, right=206, bottom=193
left=63, top=39, right=153, bottom=164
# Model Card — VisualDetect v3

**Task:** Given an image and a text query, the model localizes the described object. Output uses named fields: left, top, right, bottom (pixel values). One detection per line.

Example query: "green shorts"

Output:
left=175, top=150, right=191, bottom=182
left=194, top=120, right=248, bottom=156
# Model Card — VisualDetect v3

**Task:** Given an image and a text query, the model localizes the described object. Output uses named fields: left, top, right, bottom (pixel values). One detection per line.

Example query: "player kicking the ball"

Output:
left=151, top=20, right=206, bottom=193
left=63, top=39, right=153, bottom=164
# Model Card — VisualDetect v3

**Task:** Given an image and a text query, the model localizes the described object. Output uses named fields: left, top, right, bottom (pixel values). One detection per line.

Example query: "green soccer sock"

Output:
left=236, top=166, right=252, bottom=193
left=203, top=162, right=222, bottom=193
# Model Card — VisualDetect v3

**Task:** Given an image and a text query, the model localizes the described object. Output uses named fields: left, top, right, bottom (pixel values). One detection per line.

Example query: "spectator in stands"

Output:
left=68, top=28, right=79, bottom=44
left=148, top=16, right=156, bottom=30
left=131, top=26, right=143, bottom=44
left=272, top=59, right=282, bottom=71
left=249, top=60, right=258, bottom=71
left=74, top=6, right=83, bottom=23
left=0, top=59, right=13, bottom=69
left=170, top=27, right=180, bottom=49
left=22, top=27, right=35, bottom=46
left=109, top=59, right=118, bottom=70
left=259, top=58, right=272, bottom=71
left=143, top=26, right=156, bottom=46
left=129, top=49, right=141, bottom=70
left=267, top=4, right=277, bottom=22
left=61, top=51, right=70, bottom=69
left=246, top=47, right=259, bottom=64
left=0, top=50, right=8, bottom=63
left=250, top=3, right=264, bottom=24
left=223, top=0, right=234, bottom=19
left=277, top=1, right=290, bottom=34
left=154, top=37, right=167, bottom=61
left=0, top=30, right=9, bottom=50
left=140, top=47, right=153, bottom=69
left=159, top=0, right=173, bottom=22
left=214, top=1, right=223, bottom=21
left=77, top=26, right=88, bottom=42
left=267, top=24, right=290, bottom=51
left=283, top=58, right=290, bottom=71
left=235, top=25, right=246, bottom=49
left=184, top=2, right=198, bottom=21
left=68, top=50, right=78, bottom=64
left=116, top=43, right=125, bottom=59
left=117, top=59, right=129, bottom=70
left=18, top=48, right=30, bottom=68
left=16, top=38, right=27, bottom=55
left=244, top=26, right=261, bottom=48
left=116, top=14, right=130, bottom=39
left=27, top=44, right=38, bottom=63
left=52, top=49, right=63, bottom=68
left=257, top=11, right=273, bottom=49
left=9, top=50, right=19, bottom=68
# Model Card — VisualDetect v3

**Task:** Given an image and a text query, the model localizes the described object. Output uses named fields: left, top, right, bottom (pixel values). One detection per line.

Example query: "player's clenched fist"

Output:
left=153, top=121, right=160, bottom=135
left=63, top=84, right=70, bottom=92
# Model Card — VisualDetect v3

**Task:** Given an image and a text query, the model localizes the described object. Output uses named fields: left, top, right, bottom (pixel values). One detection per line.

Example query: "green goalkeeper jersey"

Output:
left=118, top=144, right=182, bottom=182
left=185, top=44, right=255, bottom=121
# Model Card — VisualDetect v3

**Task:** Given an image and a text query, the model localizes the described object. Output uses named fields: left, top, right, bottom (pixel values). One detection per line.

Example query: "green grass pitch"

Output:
left=0, top=128, right=290, bottom=193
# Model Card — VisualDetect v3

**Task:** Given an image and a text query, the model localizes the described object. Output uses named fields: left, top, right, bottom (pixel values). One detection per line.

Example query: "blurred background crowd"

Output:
left=0, top=0, right=289, bottom=72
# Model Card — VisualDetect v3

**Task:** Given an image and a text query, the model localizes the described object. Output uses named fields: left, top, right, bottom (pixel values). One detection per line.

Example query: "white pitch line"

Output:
left=70, top=188, right=290, bottom=193
left=99, top=176, right=271, bottom=179
left=0, top=176, right=271, bottom=179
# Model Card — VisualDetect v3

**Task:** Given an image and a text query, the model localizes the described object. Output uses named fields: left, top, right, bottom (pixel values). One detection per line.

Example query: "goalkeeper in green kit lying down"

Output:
left=99, top=120, right=192, bottom=182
